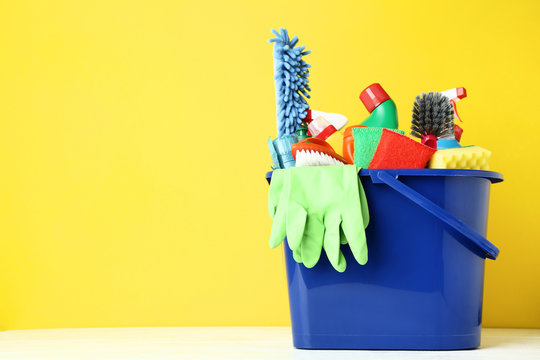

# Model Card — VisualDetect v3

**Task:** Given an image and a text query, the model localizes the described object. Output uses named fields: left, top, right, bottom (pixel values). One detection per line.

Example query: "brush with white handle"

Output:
left=292, top=138, right=346, bottom=167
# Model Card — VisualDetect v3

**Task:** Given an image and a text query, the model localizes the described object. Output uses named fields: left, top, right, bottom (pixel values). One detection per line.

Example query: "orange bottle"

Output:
left=342, top=125, right=366, bottom=165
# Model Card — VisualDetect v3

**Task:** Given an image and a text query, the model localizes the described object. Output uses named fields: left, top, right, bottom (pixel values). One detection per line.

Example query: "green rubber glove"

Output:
left=268, top=165, right=369, bottom=272
left=268, top=169, right=304, bottom=262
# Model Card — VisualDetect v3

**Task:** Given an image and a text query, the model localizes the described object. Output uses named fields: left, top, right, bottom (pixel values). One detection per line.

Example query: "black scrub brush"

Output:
left=411, top=92, right=455, bottom=149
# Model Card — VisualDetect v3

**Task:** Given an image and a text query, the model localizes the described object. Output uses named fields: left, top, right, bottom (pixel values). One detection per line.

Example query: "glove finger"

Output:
left=269, top=185, right=288, bottom=249
left=292, top=244, right=303, bottom=263
left=323, top=213, right=340, bottom=264
left=268, top=169, right=286, bottom=219
left=358, top=177, right=370, bottom=229
left=324, top=213, right=346, bottom=272
left=286, top=202, right=307, bottom=251
left=334, top=250, right=347, bottom=272
left=340, top=226, right=348, bottom=245
left=301, top=216, right=324, bottom=268
left=269, top=209, right=287, bottom=248
left=341, top=208, right=368, bottom=265
left=269, top=171, right=291, bottom=248
left=340, top=167, right=368, bottom=265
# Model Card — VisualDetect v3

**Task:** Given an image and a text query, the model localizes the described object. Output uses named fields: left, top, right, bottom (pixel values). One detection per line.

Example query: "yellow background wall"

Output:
left=0, top=0, right=538, bottom=330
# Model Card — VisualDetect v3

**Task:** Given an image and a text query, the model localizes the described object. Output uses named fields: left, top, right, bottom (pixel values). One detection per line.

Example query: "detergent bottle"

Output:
left=359, top=83, right=398, bottom=128
left=342, top=83, right=399, bottom=164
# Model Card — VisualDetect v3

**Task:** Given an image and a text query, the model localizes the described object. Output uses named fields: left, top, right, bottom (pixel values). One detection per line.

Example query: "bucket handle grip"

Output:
left=372, top=170, right=499, bottom=260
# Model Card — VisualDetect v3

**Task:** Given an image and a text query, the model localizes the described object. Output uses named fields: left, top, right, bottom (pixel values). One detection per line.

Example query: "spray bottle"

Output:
left=303, top=109, right=349, bottom=155
left=440, top=87, right=467, bottom=142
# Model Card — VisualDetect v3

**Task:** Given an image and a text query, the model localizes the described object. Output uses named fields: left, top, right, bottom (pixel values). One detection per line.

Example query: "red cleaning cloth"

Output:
left=369, top=129, right=436, bottom=169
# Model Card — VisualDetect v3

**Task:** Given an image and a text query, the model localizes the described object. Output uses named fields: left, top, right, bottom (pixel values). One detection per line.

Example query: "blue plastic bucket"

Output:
left=266, top=168, right=503, bottom=350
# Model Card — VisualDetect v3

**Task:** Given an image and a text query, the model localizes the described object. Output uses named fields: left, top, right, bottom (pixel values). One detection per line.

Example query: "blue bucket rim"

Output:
left=265, top=168, right=503, bottom=260
left=266, top=168, right=503, bottom=183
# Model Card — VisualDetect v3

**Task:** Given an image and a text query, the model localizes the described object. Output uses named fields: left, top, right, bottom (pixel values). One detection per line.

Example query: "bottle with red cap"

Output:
left=341, top=83, right=399, bottom=164
left=359, top=83, right=398, bottom=128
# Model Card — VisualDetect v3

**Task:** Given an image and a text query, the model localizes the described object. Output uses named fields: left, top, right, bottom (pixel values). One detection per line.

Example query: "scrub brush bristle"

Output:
left=411, top=92, right=454, bottom=148
left=291, top=138, right=346, bottom=167
left=295, top=150, right=345, bottom=167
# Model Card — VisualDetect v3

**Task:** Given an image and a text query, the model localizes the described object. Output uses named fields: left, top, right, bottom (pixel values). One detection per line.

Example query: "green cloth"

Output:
left=353, top=127, right=405, bottom=168
left=268, top=165, right=369, bottom=272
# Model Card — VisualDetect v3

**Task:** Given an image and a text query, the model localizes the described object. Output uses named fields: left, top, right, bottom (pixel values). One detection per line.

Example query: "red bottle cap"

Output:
left=304, top=109, right=313, bottom=123
left=359, top=83, right=391, bottom=113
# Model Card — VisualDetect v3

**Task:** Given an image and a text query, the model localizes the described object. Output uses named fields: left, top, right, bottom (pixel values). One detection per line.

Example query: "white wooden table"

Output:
left=0, top=327, right=538, bottom=359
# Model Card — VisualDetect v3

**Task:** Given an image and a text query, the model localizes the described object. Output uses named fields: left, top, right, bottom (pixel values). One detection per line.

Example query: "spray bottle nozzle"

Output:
left=307, top=116, right=337, bottom=140
left=441, top=87, right=467, bottom=122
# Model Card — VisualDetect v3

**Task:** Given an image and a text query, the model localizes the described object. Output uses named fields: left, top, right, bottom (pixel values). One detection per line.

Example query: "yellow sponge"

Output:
left=428, top=146, right=491, bottom=170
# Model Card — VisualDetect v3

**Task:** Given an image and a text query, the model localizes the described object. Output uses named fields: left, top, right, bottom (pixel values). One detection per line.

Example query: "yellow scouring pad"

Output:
left=428, top=146, right=491, bottom=170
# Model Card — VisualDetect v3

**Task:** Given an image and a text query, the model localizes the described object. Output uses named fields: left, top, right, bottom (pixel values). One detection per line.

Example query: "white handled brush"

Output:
left=292, top=138, right=346, bottom=167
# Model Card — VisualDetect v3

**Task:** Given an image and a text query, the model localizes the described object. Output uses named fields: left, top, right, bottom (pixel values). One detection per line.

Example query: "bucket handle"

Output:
left=371, top=170, right=499, bottom=260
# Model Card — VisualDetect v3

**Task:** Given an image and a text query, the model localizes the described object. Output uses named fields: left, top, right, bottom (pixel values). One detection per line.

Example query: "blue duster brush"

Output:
left=269, top=28, right=311, bottom=137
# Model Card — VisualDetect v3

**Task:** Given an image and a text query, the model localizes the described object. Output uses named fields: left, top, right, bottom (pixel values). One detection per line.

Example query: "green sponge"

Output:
left=352, top=127, right=405, bottom=168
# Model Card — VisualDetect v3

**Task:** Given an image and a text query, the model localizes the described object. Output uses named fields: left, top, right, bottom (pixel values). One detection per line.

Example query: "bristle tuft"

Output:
left=295, top=150, right=345, bottom=167
left=410, top=92, right=454, bottom=140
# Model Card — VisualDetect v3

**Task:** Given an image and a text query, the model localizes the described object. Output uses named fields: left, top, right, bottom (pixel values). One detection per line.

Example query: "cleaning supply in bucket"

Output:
left=304, top=110, right=349, bottom=155
left=410, top=90, right=491, bottom=169
left=340, top=83, right=398, bottom=164
left=441, top=87, right=467, bottom=123
left=268, top=134, right=298, bottom=169
left=352, top=127, right=405, bottom=168
left=410, top=91, right=455, bottom=149
left=369, top=129, right=437, bottom=169
left=268, top=165, right=369, bottom=272
left=296, top=125, right=310, bottom=141
left=266, top=28, right=311, bottom=169
left=306, top=115, right=337, bottom=139
left=440, top=87, right=467, bottom=142
left=454, top=123, right=464, bottom=142
left=305, top=109, right=348, bottom=131
left=428, top=146, right=491, bottom=170
left=342, top=125, right=365, bottom=164
left=291, top=138, right=346, bottom=166
left=269, top=28, right=311, bottom=137
left=359, top=83, right=399, bottom=128
left=306, top=116, right=345, bottom=155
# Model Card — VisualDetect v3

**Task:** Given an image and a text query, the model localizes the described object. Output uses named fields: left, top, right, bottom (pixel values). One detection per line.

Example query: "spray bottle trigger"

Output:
left=451, top=100, right=462, bottom=122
